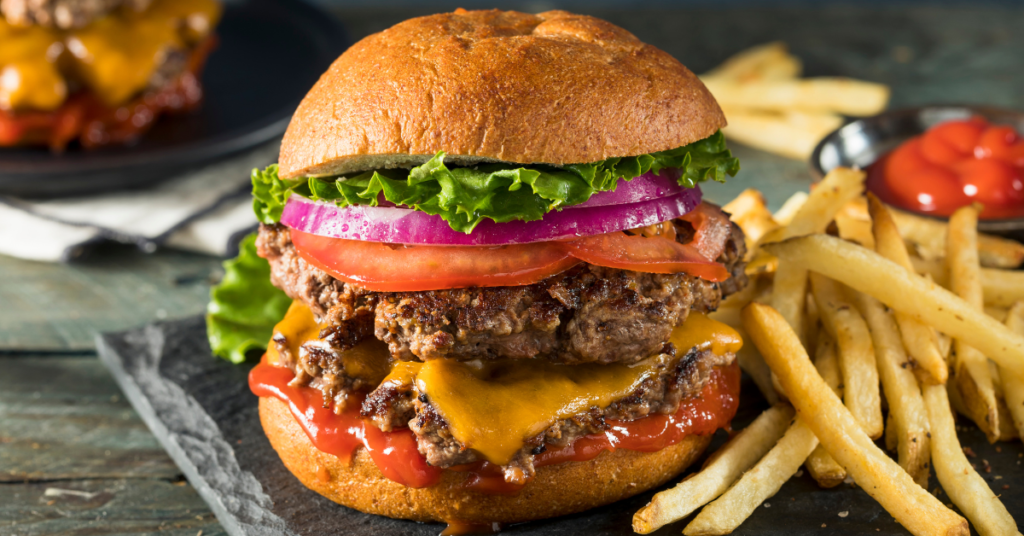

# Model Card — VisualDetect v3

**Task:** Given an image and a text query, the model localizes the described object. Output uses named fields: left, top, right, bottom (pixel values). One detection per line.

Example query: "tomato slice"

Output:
left=290, top=203, right=733, bottom=291
left=561, top=233, right=730, bottom=282
left=679, top=202, right=732, bottom=261
left=292, top=228, right=580, bottom=292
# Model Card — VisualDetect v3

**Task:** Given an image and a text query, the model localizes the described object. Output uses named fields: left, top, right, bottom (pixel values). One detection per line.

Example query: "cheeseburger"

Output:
left=231, top=8, right=748, bottom=526
left=0, top=0, right=221, bottom=149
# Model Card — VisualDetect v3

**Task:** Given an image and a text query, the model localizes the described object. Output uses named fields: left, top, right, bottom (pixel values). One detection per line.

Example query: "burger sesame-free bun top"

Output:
left=278, top=9, right=727, bottom=179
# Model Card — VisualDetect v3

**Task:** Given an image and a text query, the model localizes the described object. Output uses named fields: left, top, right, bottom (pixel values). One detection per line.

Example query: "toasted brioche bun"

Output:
left=278, top=9, right=726, bottom=179
left=260, top=395, right=713, bottom=524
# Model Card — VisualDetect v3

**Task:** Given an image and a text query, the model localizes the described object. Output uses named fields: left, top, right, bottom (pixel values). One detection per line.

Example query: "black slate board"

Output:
left=97, top=316, right=1024, bottom=536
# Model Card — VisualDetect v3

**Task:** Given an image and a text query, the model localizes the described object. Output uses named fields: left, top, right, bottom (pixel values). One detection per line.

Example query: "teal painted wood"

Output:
left=0, top=357, right=224, bottom=535
left=0, top=249, right=221, bottom=353
left=0, top=357, right=182, bottom=481
left=0, top=479, right=226, bottom=536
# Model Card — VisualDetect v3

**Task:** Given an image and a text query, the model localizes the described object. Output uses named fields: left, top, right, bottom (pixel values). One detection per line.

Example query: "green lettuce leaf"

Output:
left=254, top=130, right=739, bottom=233
left=206, top=233, right=291, bottom=363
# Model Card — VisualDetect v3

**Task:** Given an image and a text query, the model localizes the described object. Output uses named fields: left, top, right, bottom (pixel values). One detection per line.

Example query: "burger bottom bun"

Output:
left=259, top=395, right=714, bottom=524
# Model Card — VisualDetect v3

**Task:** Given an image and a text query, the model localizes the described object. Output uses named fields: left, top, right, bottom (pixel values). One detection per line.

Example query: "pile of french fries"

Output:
left=701, top=43, right=891, bottom=160
left=634, top=168, right=1024, bottom=536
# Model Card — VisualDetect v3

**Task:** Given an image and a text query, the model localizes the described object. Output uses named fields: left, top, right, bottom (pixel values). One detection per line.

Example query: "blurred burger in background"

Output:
left=0, top=0, right=221, bottom=150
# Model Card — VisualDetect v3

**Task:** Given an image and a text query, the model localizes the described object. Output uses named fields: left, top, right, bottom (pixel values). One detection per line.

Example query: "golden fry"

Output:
left=923, top=384, right=1019, bottom=536
left=891, top=208, right=1024, bottom=269
left=702, top=77, right=890, bottom=116
left=762, top=234, right=1024, bottom=382
left=947, top=205, right=999, bottom=442
left=805, top=335, right=846, bottom=488
left=773, top=192, right=808, bottom=226
left=852, top=292, right=931, bottom=486
left=720, top=108, right=843, bottom=160
left=743, top=303, right=969, bottom=536
left=1001, top=302, right=1024, bottom=440
left=910, top=256, right=1024, bottom=309
left=683, top=418, right=818, bottom=536
left=632, top=404, right=795, bottom=534
left=771, top=167, right=865, bottom=340
left=868, top=194, right=947, bottom=384
left=701, top=42, right=802, bottom=83
left=810, top=273, right=883, bottom=438
left=721, top=189, right=780, bottom=251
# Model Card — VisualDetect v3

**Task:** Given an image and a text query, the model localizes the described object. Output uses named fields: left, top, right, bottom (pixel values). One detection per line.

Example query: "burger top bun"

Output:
left=278, top=9, right=727, bottom=179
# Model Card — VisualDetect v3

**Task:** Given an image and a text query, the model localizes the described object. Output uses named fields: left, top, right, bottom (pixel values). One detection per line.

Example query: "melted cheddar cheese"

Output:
left=268, top=302, right=742, bottom=466
left=379, top=312, right=741, bottom=465
left=268, top=301, right=391, bottom=387
left=0, top=0, right=220, bottom=111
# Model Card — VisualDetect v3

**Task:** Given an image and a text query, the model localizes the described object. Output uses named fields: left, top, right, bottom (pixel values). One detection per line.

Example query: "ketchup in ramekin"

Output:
left=866, top=117, right=1024, bottom=219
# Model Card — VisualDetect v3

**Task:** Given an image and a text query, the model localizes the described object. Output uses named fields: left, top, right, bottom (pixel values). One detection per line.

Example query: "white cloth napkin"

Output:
left=0, top=142, right=278, bottom=262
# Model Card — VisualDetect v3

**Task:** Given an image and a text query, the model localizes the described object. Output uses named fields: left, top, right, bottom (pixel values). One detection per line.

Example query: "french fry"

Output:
left=810, top=273, right=883, bottom=438
left=632, top=404, right=795, bottom=534
left=947, top=204, right=999, bottom=442
left=1001, top=302, right=1024, bottom=440
left=980, top=269, right=1024, bottom=308
left=709, top=307, right=779, bottom=405
left=720, top=108, right=843, bottom=160
left=869, top=194, right=948, bottom=384
left=773, top=192, right=808, bottom=226
left=922, top=383, right=1019, bottom=536
left=891, top=208, right=1024, bottom=269
left=742, top=303, right=969, bottom=536
left=805, top=334, right=846, bottom=488
left=910, top=256, right=1024, bottom=308
left=701, top=42, right=802, bottom=83
left=722, top=188, right=780, bottom=250
left=702, top=77, right=890, bottom=116
left=986, top=306, right=1009, bottom=322
left=683, top=418, right=819, bottom=536
left=762, top=234, right=1024, bottom=383
left=771, top=168, right=866, bottom=340
left=835, top=210, right=874, bottom=248
left=852, top=292, right=931, bottom=486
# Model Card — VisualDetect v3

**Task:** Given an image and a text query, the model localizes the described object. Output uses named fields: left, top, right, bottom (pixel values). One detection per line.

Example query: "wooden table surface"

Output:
left=4, top=4, right=1024, bottom=535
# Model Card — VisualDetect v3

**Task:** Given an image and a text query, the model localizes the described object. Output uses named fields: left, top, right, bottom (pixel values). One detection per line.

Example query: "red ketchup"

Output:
left=867, top=116, right=1024, bottom=219
left=249, top=358, right=741, bottom=494
left=248, top=358, right=443, bottom=488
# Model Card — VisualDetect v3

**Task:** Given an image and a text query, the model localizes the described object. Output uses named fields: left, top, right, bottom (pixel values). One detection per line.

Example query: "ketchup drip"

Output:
left=249, top=358, right=741, bottom=494
left=248, top=358, right=442, bottom=488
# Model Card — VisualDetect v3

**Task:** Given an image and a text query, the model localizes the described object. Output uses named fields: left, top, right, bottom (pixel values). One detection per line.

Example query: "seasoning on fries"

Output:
left=635, top=174, right=1024, bottom=535
left=742, top=303, right=969, bottom=536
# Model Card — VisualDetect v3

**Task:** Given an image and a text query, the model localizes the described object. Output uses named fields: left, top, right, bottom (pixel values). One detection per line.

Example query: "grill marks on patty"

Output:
left=256, top=205, right=746, bottom=366
left=362, top=346, right=733, bottom=483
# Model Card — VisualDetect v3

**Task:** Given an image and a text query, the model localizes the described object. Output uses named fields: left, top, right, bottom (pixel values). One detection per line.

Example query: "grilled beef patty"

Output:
left=362, top=346, right=734, bottom=484
left=256, top=204, right=747, bottom=366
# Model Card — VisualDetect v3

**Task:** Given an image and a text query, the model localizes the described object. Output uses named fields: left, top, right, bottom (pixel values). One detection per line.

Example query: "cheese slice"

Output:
left=382, top=312, right=742, bottom=465
left=269, top=302, right=741, bottom=466
left=0, top=0, right=221, bottom=111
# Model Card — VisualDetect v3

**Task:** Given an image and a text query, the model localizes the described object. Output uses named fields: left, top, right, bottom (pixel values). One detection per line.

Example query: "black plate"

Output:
left=97, top=316, right=1024, bottom=536
left=0, top=0, right=348, bottom=197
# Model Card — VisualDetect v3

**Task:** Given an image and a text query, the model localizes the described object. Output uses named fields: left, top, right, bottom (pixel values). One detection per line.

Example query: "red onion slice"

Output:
left=281, top=186, right=702, bottom=246
left=565, top=168, right=685, bottom=209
